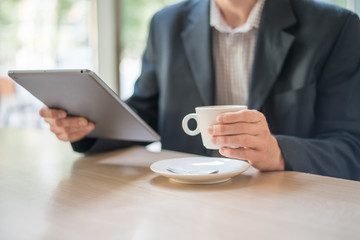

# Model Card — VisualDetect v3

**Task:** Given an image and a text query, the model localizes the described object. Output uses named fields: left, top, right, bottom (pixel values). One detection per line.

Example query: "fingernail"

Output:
left=58, top=112, right=66, bottom=118
left=207, top=126, right=213, bottom=134
left=211, top=137, right=217, bottom=144
left=79, top=119, right=87, bottom=126
left=219, top=148, right=225, bottom=155
left=216, top=114, right=224, bottom=123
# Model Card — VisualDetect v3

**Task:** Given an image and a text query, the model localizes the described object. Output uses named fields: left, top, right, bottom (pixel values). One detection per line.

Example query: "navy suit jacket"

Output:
left=73, top=0, right=360, bottom=181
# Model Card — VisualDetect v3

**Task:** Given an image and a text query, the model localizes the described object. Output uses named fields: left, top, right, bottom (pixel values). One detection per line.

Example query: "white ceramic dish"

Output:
left=150, top=157, right=249, bottom=184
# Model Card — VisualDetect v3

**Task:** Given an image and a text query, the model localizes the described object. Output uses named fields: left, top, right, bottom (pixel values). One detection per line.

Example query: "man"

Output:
left=40, top=0, right=360, bottom=180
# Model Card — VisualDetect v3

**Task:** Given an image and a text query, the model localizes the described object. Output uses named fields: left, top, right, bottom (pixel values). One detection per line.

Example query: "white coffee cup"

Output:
left=182, top=105, right=248, bottom=149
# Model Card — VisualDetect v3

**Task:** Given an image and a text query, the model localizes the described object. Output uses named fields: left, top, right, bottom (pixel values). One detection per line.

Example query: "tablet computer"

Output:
left=8, top=69, right=160, bottom=142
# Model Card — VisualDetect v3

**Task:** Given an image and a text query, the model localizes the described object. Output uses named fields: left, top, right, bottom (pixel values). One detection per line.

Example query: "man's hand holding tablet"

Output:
left=39, top=107, right=95, bottom=142
left=8, top=69, right=160, bottom=142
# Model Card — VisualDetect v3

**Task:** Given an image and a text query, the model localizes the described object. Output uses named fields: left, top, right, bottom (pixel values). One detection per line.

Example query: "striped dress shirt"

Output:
left=210, top=0, right=266, bottom=105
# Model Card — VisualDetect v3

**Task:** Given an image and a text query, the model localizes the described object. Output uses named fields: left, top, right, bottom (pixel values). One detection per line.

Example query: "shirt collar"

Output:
left=210, top=0, right=265, bottom=33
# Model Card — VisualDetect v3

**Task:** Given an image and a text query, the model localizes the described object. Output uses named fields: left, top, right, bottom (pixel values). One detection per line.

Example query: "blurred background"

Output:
left=0, top=0, right=359, bottom=130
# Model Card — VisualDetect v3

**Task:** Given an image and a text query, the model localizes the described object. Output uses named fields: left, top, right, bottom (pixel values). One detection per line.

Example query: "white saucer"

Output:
left=150, top=157, right=250, bottom=184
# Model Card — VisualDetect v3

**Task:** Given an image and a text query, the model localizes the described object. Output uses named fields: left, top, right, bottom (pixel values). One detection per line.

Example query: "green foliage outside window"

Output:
left=120, top=0, right=178, bottom=58
left=329, top=0, right=347, bottom=7
left=0, top=0, right=20, bottom=67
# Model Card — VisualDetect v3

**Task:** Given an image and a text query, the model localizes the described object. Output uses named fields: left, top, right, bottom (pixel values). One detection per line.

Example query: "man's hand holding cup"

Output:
left=182, top=105, right=284, bottom=171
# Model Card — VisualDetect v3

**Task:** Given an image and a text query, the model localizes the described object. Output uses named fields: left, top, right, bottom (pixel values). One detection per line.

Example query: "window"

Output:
left=0, top=0, right=178, bottom=129
left=119, top=0, right=179, bottom=100
left=322, top=0, right=360, bottom=13
left=0, top=0, right=95, bottom=128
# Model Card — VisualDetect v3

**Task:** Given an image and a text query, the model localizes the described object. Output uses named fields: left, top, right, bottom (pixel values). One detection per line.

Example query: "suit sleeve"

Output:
left=71, top=15, right=160, bottom=154
left=276, top=13, right=360, bottom=181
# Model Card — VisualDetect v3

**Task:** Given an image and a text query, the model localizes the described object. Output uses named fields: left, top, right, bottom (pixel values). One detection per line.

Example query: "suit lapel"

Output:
left=248, top=0, right=297, bottom=110
left=181, top=0, right=213, bottom=106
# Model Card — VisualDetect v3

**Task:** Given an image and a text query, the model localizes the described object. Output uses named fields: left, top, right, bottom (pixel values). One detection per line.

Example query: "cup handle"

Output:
left=182, top=113, right=200, bottom=136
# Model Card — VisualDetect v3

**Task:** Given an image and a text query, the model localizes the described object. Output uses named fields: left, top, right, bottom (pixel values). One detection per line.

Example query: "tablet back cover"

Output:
left=8, top=69, right=160, bottom=142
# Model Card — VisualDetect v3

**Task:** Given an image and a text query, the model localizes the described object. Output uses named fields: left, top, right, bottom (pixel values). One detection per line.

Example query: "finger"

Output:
left=211, top=134, right=261, bottom=149
left=50, top=125, right=65, bottom=135
left=45, top=116, right=91, bottom=128
left=208, top=122, right=263, bottom=136
left=51, top=122, right=95, bottom=135
left=56, top=124, right=95, bottom=142
left=219, top=146, right=282, bottom=171
left=45, top=116, right=94, bottom=136
left=55, top=117, right=89, bottom=128
left=44, top=117, right=55, bottom=125
left=219, top=147, right=255, bottom=163
left=44, top=118, right=62, bottom=134
left=57, top=131, right=86, bottom=142
left=216, top=110, right=264, bottom=124
left=39, top=106, right=67, bottom=119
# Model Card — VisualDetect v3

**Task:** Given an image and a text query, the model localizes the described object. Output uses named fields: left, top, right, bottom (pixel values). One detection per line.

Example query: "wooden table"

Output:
left=1, top=128, right=359, bottom=240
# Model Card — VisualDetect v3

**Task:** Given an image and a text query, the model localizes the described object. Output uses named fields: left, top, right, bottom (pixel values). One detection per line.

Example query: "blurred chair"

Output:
left=0, top=77, right=15, bottom=98
left=0, top=77, right=46, bottom=129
